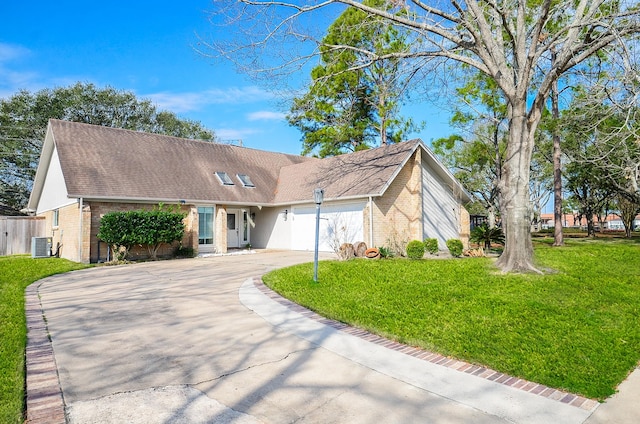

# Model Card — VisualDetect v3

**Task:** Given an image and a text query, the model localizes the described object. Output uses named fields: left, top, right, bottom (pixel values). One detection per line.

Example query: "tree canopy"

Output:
left=0, top=82, right=216, bottom=210
left=287, top=0, right=419, bottom=157
left=211, top=0, right=640, bottom=272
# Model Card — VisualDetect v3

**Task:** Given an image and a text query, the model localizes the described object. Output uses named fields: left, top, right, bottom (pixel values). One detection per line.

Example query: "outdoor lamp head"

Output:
left=314, top=188, right=324, bottom=205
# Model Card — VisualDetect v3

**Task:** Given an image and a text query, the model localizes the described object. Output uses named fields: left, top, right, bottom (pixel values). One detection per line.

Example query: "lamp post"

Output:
left=313, top=188, right=324, bottom=282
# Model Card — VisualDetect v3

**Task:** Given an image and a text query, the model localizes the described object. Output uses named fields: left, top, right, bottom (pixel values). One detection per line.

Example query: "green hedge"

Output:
left=97, top=205, right=185, bottom=261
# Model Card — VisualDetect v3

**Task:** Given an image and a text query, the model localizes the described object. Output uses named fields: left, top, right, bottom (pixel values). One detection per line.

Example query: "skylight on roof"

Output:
left=237, top=174, right=255, bottom=188
left=215, top=171, right=234, bottom=186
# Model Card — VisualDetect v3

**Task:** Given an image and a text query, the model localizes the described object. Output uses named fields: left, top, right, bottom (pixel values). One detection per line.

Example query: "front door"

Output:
left=227, top=209, right=250, bottom=249
left=227, top=209, right=240, bottom=248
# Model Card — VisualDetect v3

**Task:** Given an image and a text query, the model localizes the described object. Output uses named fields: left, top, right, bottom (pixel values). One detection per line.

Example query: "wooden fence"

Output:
left=0, top=216, right=46, bottom=256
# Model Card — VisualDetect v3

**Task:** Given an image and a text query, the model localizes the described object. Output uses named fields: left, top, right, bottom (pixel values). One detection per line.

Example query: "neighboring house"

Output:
left=539, top=213, right=640, bottom=230
left=28, top=120, right=472, bottom=263
left=601, top=214, right=640, bottom=231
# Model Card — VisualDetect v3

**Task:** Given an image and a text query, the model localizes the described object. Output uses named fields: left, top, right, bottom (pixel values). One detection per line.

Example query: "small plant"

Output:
left=384, top=222, right=409, bottom=257
left=470, top=223, right=505, bottom=249
left=446, top=238, right=464, bottom=257
left=378, top=246, right=393, bottom=258
left=424, top=238, right=439, bottom=255
left=175, top=246, right=195, bottom=258
left=406, top=240, right=425, bottom=259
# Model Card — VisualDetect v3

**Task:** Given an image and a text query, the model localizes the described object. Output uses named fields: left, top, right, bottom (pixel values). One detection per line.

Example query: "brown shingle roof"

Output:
left=42, top=120, right=468, bottom=206
left=50, top=120, right=313, bottom=204
left=273, top=140, right=420, bottom=203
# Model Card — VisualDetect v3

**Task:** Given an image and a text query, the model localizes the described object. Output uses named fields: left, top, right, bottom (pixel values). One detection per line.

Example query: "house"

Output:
left=28, top=120, right=472, bottom=263
left=539, top=212, right=640, bottom=231
left=601, top=214, right=640, bottom=231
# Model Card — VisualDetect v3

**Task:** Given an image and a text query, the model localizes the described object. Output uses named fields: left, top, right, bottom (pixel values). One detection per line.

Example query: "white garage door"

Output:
left=292, top=203, right=365, bottom=251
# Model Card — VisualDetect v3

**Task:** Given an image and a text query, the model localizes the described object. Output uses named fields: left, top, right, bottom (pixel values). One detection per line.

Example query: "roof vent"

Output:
left=215, top=172, right=234, bottom=186
left=237, top=174, right=255, bottom=188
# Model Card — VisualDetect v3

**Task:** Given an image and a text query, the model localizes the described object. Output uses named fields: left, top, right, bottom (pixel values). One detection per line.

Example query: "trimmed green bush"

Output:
left=97, top=205, right=185, bottom=261
left=424, top=238, right=439, bottom=255
left=446, top=239, right=464, bottom=257
left=137, top=206, right=186, bottom=259
left=97, top=210, right=142, bottom=260
left=406, top=240, right=425, bottom=259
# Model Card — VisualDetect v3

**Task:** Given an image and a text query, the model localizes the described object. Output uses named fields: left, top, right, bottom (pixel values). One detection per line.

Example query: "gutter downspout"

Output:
left=78, top=197, right=83, bottom=262
left=368, top=196, right=374, bottom=248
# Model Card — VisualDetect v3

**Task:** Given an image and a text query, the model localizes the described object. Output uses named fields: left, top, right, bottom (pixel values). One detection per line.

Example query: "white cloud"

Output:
left=0, top=43, right=30, bottom=63
left=145, top=92, right=207, bottom=113
left=247, top=110, right=286, bottom=121
left=215, top=127, right=261, bottom=141
left=146, top=86, right=276, bottom=113
left=0, top=43, right=39, bottom=98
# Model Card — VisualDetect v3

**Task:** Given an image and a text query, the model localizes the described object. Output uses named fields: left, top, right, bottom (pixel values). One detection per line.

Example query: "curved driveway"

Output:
left=27, top=251, right=609, bottom=423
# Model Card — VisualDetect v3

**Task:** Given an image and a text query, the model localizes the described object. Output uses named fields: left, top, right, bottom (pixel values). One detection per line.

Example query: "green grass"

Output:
left=263, top=238, right=640, bottom=400
left=0, top=256, right=90, bottom=424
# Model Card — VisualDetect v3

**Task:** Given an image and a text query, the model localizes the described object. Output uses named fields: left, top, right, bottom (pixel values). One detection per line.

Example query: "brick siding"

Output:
left=370, top=150, right=423, bottom=252
left=366, top=149, right=469, bottom=253
left=215, top=205, right=228, bottom=253
left=40, top=202, right=81, bottom=262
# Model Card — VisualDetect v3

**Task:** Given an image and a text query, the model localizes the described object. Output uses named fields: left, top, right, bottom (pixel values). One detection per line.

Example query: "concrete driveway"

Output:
left=25, top=250, right=628, bottom=423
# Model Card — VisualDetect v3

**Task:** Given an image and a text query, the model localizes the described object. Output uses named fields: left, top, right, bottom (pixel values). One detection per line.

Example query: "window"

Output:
left=227, top=213, right=236, bottom=230
left=215, top=171, right=234, bottom=186
left=243, top=211, right=248, bottom=241
left=198, top=207, right=214, bottom=245
left=52, top=209, right=59, bottom=227
left=237, top=174, right=255, bottom=188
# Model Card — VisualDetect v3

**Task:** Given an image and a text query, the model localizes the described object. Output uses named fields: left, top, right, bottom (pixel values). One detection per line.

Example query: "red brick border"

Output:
left=254, top=278, right=599, bottom=411
left=25, top=282, right=66, bottom=424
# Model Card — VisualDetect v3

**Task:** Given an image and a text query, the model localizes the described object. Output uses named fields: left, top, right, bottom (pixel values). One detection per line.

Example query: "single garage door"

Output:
left=292, top=203, right=365, bottom=251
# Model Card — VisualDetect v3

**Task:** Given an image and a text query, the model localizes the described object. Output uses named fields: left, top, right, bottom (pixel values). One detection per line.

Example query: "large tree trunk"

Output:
left=496, top=112, right=539, bottom=273
left=551, top=77, right=564, bottom=246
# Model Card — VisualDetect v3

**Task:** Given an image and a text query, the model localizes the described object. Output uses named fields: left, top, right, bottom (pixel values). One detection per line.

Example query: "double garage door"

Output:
left=291, top=203, right=365, bottom=252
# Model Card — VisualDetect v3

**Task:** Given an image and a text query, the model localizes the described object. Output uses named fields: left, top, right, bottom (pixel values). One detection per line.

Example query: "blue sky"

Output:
left=0, top=1, right=455, bottom=155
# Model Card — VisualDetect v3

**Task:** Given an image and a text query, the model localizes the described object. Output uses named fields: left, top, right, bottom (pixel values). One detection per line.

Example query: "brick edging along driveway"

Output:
left=25, top=281, right=66, bottom=424
left=253, top=278, right=598, bottom=411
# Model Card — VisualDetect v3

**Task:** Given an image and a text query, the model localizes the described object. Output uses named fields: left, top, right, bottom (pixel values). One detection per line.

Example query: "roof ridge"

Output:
left=49, top=119, right=310, bottom=159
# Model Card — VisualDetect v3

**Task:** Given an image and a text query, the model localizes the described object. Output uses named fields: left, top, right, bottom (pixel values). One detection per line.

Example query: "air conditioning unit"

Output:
left=32, top=237, right=52, bottom=258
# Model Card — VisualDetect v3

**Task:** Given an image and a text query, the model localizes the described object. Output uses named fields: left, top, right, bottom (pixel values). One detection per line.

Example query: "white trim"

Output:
left=37, top=199, right=78, bottom=214
left=197, top=205, right=216, bottom=252
left=27, top=125, right=56, bottom=210
left=78, top=197, right=83, bottom=262
left=368, top=196, right=374, bottom=247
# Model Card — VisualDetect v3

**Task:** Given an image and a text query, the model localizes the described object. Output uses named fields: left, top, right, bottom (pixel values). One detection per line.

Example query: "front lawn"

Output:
left=0, top=256, right=90, bottom=424
left=263, top=238, right=640, bottom=400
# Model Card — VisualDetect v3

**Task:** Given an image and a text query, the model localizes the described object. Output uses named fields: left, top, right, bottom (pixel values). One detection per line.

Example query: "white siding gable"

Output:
left=36, top=146, right=75, bottom=214
left=421, top=157, right=460, bottom=249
